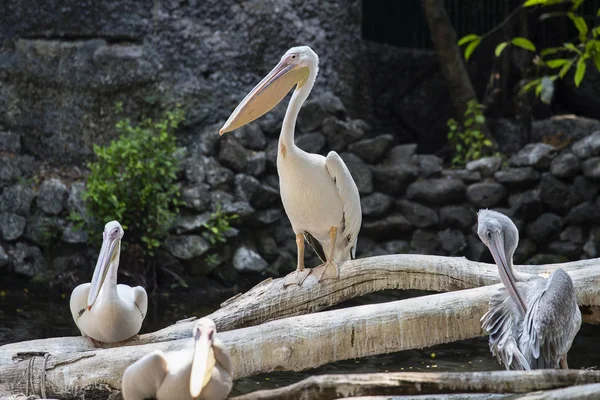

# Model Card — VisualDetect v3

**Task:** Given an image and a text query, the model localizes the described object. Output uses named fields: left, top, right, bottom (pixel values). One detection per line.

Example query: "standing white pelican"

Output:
left=477, top=209, right=581, bottom=370
left=69, top=221, right=147, bottom=343
left=121, top=318, right=233, bottom=400
left=220, top=46, right=362, bottom=287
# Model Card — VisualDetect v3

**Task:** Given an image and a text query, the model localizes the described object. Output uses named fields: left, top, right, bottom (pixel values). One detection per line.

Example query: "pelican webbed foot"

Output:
left=312, top=260, right=339, bottom=282
left=283, top=268, right=312, bottom=287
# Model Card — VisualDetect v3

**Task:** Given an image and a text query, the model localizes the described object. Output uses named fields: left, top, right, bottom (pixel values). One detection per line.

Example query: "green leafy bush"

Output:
left=202, top=204, right=238, bottom=246
left=83, top=105, right=185, bottom=255
left=447, top=100, right=494, bottom=166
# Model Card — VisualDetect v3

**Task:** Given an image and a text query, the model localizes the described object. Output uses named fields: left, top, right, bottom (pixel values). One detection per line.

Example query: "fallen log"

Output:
left=229, top=371, right=600, bottom=400
left=2, top=255, right=599, bottom=358
left=1, top=267, right=599, bottom=398
left=514, top=382, right=600, bottom=399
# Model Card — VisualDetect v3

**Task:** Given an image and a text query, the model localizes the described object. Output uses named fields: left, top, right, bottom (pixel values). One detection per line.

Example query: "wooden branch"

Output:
left=2, top=255, right=598, bottom=360
left=229, top=371, right=600, bottom=400
left=514, top=383, right=600, bottom=399
left=1, top=266, right=599, bottom=398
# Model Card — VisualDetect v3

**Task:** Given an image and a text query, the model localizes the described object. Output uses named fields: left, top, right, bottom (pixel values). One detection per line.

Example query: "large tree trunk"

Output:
left=420, top=0, right=491, bottom=137
left=0, top=262, right=599, bottom=399
left=230, top=371, right=600, bottom=400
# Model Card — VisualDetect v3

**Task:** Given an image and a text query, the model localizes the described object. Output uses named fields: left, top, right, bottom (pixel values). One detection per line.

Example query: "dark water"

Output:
left=1, top=288, right=599, bottom=396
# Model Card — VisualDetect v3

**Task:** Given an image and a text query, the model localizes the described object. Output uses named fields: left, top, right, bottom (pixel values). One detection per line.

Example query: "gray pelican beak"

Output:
left=219, top=58, right=309, bottom=135
left=190, top=321, right=217, bottom=398
left=488, top=232, right=527, bottom=314
left=86, top=232, right=121, bottom=310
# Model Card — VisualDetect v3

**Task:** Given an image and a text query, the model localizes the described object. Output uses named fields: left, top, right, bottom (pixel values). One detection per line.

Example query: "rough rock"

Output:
left=37, top=178, right=68, bottom=215
left=538, top=173, right=579, bottom=212
left=0, top=245, right=8, bottom=268
left=441, top=169, right=481, bottom=183
left=24, top=212, right=62, bottom=246
left=415, top=155, right=443, bottom=177
left=251, top=209, right=283, bottom=226
left=9, top=242, right=45, bottom=278
left=583, top=227, right=600, bottom=258
left=466, top=156, right=502, bottom=177
left=565, top=202, right=600, bottom=225
left=513, top=238, right=537, bottom=264
left=381, top=240, right=410, bottom=254
left=581, top=157, right=600, bottom=180
left=385, top=144, right=417, bottom=165
left=218, top=137, right=248, bottom=173
left=184, top=156, right=206, bottom=184
left=210, top=190, right=255, bottom=219
left=550, top=152, right=580, bottom=179
left=361, top=192, right=394, bottom=218
left=296, top=133, right=326, bottom=154
left=181, top=184, right=211, bottom=212
left=234, top=174, right=279, bottom=210
left=53, top=252, right=89, bottom=274
left=406, top=178, right=466, bottom=205
left=348, top=134, right=394, bottom=163
left=438, top=229, right=467, bottom=255
left=67, top=182, right=87, bottom=215
left=508, top=189, right=543, bottom=220
left=233, top=124, right=267, bottom=151
left=371, top=164, right=419, bottom=195
left=246, top=152, right=267, bottom=177
left=0, top=213, right=27, bottom=241
left=560, top=225, right=585, bottom=244
left=0, top=184, right=36, bottom=216
left=172, top=213, right=211, bottom=235
left=526, top=253, right=567, bottom=265
left=571, top=131, right=600, bottom=158
left=573, top=176, right=599, bottom=202
left=0, top=131, right=21, bottom=153
left=322, top=118, right=366, bottom=152
left=532, top=116, right=600, bottom=144
left=164, top=235, right=210, bottom=260
left=494, top=168, right=540, bottom=189
left=439, top=204, right=475, bottom=229
left=205, top=157, right=234, bottom=190
left=396, top=199, right=439, bottom=228
left=340, top=152, right=373, bottom=194
left=466, top=182, right=506, bottom=208
left=509, top=143, right=557, bottom=169
left=258, top=235, right=280, bottom=261
left=297, top=97, right=329, bottom=133
left=525, top=213, right=562, bottom=243
left=410, top=229, right=441, bottom=255
left=467, top=234, right=489, bottom=262
left=62, top=224, right=88, bottom=244
left=233, top=247, right=268, bottom=273
left=362, top=214, right=413, bottom=238
left=547, top=241, right=581, bottom=259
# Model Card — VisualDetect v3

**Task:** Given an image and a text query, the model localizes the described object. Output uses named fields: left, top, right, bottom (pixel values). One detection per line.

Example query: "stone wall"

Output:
left=2, top=90, right=600, bottom=287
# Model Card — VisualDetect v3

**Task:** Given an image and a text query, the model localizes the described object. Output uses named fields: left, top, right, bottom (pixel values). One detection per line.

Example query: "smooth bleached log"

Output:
left=229, top=371, right=600, bottom=400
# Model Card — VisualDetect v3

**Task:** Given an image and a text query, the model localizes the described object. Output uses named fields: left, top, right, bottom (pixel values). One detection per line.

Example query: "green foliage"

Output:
left=82, top=106, right=185, bottom=255
left=201, top=204, right=238, bottom=246
left=459, top=0, right=600, bottom=99
left=447, top=100, right=494, bottom=166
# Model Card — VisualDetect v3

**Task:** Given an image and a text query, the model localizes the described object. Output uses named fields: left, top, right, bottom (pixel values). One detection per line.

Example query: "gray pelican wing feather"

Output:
left=122, top=350, right=168, bottom=400
left=325, top=151, right=362, bottom=259
left=304, top=231, right=326, bottom=263
left=481, top=286, right=531, bottom=370
left=521, top=269, right=582, bottom=368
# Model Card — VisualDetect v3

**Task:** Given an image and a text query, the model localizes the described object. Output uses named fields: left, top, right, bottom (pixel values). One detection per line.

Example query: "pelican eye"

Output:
left=208, top=330, right=214, bottom=340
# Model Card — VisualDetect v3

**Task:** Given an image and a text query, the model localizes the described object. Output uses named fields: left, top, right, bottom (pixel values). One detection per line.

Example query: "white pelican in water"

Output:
left=70, top=221, right=147, bottom=343
left=220, top=46, right=362, bottom=287
left=477, top=209, right=581, bottom=370
left=121, top=317, right=233, bottom=400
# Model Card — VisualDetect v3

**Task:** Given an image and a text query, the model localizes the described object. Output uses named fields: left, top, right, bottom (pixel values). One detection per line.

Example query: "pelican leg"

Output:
left=560, top=354, right=569, bottom=369
left=283, top=233, right=311, bottom=287
left=312, top=227, right=339, bottom=282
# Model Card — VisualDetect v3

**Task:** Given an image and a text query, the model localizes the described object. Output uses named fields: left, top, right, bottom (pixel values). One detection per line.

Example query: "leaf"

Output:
left=545, top=58, right=570, bottom=68
left=541, top=47, right=563, bottom=56
left=458, top=34, right=480, bottom=46
left=520, top=78, right=541, bottom=94
left=559, top=60, right=574, bottom=78
left=464, top=39, right=480, bottom=61
left=535, top=83, right=543, bottom=96
left=567, top=12, right=588, bottom=41
left=564, top=42, right=581, bottom=54
left=511, top=37, right=536, bottom=52
left=594, top=53, right=600, bottom=72
left=523, top=0, right=547, bottom=6
left=495, top=42, right=509, bottom=57
left=574, top=58, right=586, bottom=87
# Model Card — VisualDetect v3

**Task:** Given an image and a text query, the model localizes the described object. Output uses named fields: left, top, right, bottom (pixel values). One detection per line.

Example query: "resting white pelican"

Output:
left=220, top=46, right=362, bottom=287
left=121, top=317, right=233, bottom=400
left=477, top=210, right=581, bottom=370
left=69, top=221, right=147, bottom=343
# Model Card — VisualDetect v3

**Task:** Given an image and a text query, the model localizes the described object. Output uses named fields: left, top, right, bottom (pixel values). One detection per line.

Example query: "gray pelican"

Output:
left=69, top=221, right=147, bottom=343
left=220, top=46, right=362, bottom=287
left=121, top=318, right=233, bottom=400
left=477, top=209, right=581, bottom=370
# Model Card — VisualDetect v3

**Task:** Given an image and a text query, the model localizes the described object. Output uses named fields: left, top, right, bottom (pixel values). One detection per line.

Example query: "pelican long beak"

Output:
left=86, top=234, right=121, bottom=310
left=190, top=326, right=216, bottom=398
left=219, top=59, right=309, bottom=135
left=488, top=232, right=527, bottom=315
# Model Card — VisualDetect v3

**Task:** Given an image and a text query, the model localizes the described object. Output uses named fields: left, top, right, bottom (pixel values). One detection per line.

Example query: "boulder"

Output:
left=371, top=163, right=419, bottom=195
left=362, top=214, right=413, bottom=238
left=9, top=242, right=45, bottom=278
left=0, top=131, right=21, bottom=153
left=525, top=213, right=562, bottom=243
left=581, top=157, right=600, bottom=180
left=296, top=133, right=326, bottom=154
left=508, top=189, right=543, bottom=220
left=233, top=124, right=267, bottom=151
left=184, top=156, right=206, bottom=184
left=571, top=131, right=600, bottom=159
left=361, top=192, right=394, bottom=218
left=322, top=118, right=366, bottom=152
left=164, top=235, right=211, bottom=260
left=494, top=168, right=540, bottom=189
left=466, top=182, right=506, bottom=208
left=415, top=155, right=443, bottom=177
left=218, top=136, right=248, bottom=173
left=565, top=202, right=600, bottom=225
left=0, top=245, right=8, bottom=268
left=234, top=174, right=279, bottom=210
left=509, top=143, right=557, bottom=169
left=67, top=182, right=87, bottom=215
left=258, top=235, right=280, bottom=261
left=246, top=151, right=267, bottom=178
left=466, top=156, right=502, bottom=177
left=205, top=157, right=234, bottom=190
left=340, top=152, right=373, bottom=195
left=297, top=97, right=329, bottom=133
left=395, top=199, right=439, bottom=228
left=441, top=169, right=481, bottom=183
left=438, top=228, right=467, bottom=255
left=62, top=223, right=88, bottom=244
left=171, top=213, right=211, bottom=235
left=233, top=247, right=268, bottom=272
left=181, top=184, right=212, bottom=212
left=439, top=204, right=475, bottom=229
left=573, top=176, right=599, bottom=202
left=0, top=213, right=27, bottom=241
left=0, top=184, right=36, bottom=216
left=37, top=178, right=68, bottom=215
left=251, top=209, right=283, bottom=226
left=547, top=241, right=581, bottom=259
left=406, top=178, right=466, bottom=205
left=385, top=144, right=417, bottom=164
left=513, top=238, right=537, bottom=264
left=348, top=134, right=394, bottom=163
left=538, top=173, right=580, bottom=212
left=560, top=225, right=585, bottom=244
left=549, top=152, right=579, bottom=179
left=24, top=212, right=62, bottom=246
left=410, top=229, right=441, bottom=255
left=381, top=240, right=410, bottom=254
